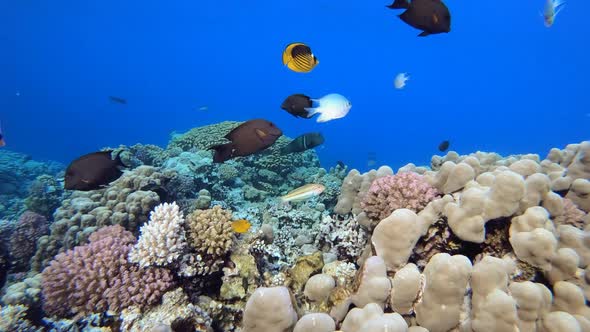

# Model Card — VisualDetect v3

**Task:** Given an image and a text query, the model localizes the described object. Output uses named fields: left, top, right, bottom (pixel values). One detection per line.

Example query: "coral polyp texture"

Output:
left=1, top=121, right=589, bottom=332
left=361, top=172, right=439, bottom=220
left=128, top=202, right=187, bottom=267
left=41, top=225, right=174, bottom=317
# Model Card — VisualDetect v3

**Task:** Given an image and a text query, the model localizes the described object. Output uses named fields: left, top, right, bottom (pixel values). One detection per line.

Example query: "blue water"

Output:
left=2, top=0, right=588, bottom=171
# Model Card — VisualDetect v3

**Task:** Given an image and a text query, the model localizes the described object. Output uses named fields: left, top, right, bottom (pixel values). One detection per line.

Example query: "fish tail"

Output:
left=210, top=143, right=234, bottom=163
left=386, top=0, right=410, bottom=9
left=304, top=107, right=320, bottom=117
left=113, top=150, right=129, bottom=168
left=554, top=1, right=565, bottom=16
left=281, top=144, right=293, bottom=155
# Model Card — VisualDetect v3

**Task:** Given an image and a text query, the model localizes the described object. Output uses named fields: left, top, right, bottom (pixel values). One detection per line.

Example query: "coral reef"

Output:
left=41, top=225, right=174, bottom=318
left=0, top=149, right=64, bottom=220
left=184, top=205, right=234, bottom=276
left=128, top=202, right=187, bottom=267
left=361, top=172, right=439, bottom=220
left=31, top=165, right=168, bottom=272
left=9, top=211, right=49, bottom=272
left=4, top=120, right=589, bottom=332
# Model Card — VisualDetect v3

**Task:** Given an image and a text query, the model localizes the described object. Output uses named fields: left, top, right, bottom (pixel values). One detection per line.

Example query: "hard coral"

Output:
left=184, top=206, right=234, bottom=275
left=128, top=202, right=187, bottom=268
left=9, top=211, right=49, bottom=272
left=41, top=225, right=174, bottom=318
left=361, top=172, right=439, bottom=220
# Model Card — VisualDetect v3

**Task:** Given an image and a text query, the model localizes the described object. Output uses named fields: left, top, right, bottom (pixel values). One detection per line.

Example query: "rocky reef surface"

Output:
left=1, top=122, right=589, bottom=332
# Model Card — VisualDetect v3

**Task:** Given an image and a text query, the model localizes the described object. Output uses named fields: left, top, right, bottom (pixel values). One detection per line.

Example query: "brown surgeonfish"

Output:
left=438, top=140, right=450, bottom=152
left=210, top=119, right=283, bottom=163
left=387, top=0, right=451, bottom=37
left=282, top=133, right=324, bottom=154
left=282, top=42, right=319, bottom=73
left=65, top=150, right=127, bottom=191
left=281, top=94, right=314, bottom=119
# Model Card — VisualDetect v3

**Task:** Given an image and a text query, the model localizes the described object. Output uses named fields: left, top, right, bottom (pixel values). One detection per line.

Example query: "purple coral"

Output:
left=361, top=172, right=439, bottom=220
left=41, top=225, right=174, bottom=317
left=10, top=211, right=49, bottom=272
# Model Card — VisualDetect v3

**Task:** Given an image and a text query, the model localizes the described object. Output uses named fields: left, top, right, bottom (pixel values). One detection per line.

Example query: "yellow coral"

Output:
left=186, top=206, right=234, bottom=257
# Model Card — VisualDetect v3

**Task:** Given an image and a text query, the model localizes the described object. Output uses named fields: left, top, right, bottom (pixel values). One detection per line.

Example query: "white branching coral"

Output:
left=128, top=202, right=186, bottom=267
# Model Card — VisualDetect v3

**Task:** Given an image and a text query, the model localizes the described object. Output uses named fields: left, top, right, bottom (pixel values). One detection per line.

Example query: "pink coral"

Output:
left=41, top=225, right=174, bottom=318
left=361, top=172, right=439, bottom=220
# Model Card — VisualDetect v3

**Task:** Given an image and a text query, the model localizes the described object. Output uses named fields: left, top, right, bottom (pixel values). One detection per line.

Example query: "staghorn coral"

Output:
left=361, top=172, right=439, bottom=221
left=184, top=205, right=234, bottom=276
left=41, top=225, right=174, bottom=318
left=9, top=211, right=49, bottom=272
left=128, top=202, right=187, bottom=267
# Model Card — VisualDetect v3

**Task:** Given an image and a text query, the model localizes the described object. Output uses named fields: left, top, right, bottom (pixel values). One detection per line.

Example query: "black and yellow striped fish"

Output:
left=282, top=42, right=319, bottom=73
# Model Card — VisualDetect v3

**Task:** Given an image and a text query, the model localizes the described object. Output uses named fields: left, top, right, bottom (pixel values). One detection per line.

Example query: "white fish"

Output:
left=280, top=183, right=325, bottom=203
left=543, top=0, right=565, bottom=27
left=394, top=73, right=409, bottom=89
left=305, top=93, right=351, bottom=123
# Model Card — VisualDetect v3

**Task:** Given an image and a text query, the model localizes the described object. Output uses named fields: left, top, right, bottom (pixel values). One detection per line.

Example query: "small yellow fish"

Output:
left=280, top=183, right=325, bottom=203
left=543, top=0, right=565, bottom=27
left=282, top=42, right=319, bottom=73
left=231, top=219, right=251, bottom=233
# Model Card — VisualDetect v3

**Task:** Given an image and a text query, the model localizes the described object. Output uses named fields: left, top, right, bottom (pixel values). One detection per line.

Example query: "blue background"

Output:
left=2, top=0, right=588, bottom=171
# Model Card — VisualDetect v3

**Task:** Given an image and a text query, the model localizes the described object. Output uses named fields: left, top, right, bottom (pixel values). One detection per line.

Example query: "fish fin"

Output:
left=418, top=31, right=430, bottom=37
left=113, top=150, right=129, bottom=168
left=554, top=2, right=565, bottom=16
left=315, top=112, right=332, bottom=123
left=386, top=0, right=410, bottom=9
left=304, top=107, right=320, bottom=117
left=209, top=143, right=234, bottom=163
left=255, top=128, right=268, bottom=138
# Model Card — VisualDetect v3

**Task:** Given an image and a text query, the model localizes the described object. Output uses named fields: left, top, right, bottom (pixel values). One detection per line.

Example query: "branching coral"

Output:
left=9, top=211, right=49, bottom=272
left=361, top=172, right=439, bottom=220
left=41, top=225, right=174, bottom=317
left=128, top=202, right=187, bottom=267
left=184, top=205, right=234, bottom=276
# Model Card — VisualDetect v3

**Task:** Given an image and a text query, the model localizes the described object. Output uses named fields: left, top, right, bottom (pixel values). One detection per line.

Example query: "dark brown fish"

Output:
left=387, top=0, right=451, bottom=37
left=210, top=119, right=283, bottom=163
left=109, top=96, right=127, bottom=104
left=282, top=132, right=324, bottom=154
left=281, top=94, right=314, bottom=119
left=438, top=140, right=450, bottom=152
left=0, top=120, right=5, bottom=147
left=64, top=150, right=126, bottom=191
